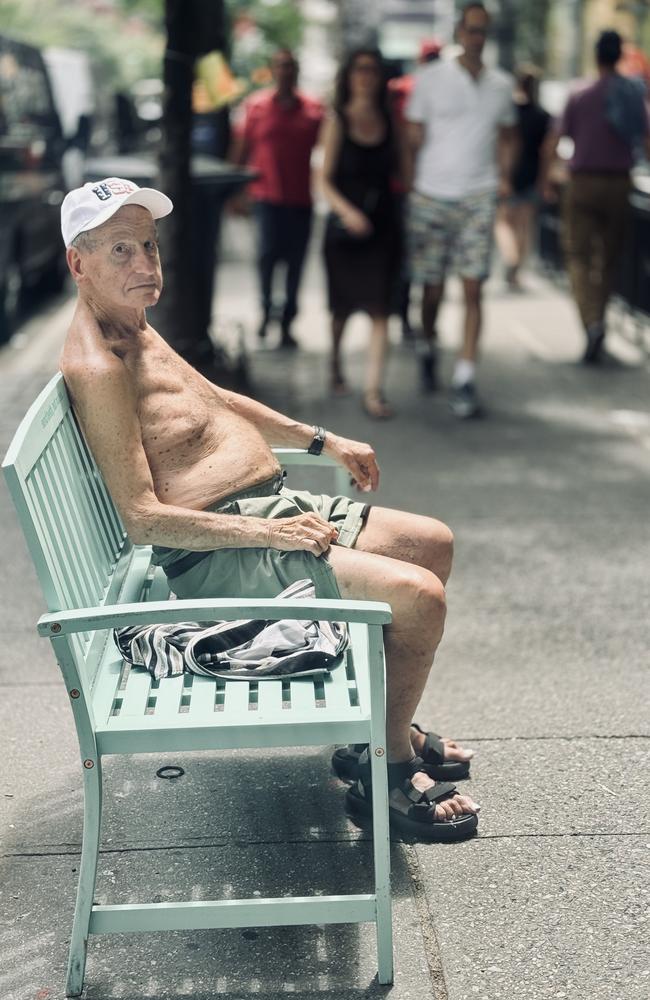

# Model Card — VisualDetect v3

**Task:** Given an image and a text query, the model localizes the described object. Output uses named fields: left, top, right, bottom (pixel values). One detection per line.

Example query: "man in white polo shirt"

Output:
left=406, top=2, right=517, bottom=417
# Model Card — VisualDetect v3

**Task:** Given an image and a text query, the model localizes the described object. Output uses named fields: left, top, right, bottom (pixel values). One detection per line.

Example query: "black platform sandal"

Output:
left=332, top=723, right=471, bottom=784
left=345, top=754, right=478, bottom=843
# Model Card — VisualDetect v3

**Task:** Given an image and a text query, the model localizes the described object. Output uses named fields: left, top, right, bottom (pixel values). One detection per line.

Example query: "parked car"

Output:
left=0, top=34, right=67, bottom=343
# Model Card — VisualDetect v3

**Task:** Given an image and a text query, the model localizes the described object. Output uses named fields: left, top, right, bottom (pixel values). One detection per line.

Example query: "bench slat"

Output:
left=57, top=420, right=113, bottom=574
left=322, top=652, right=357, bottom=713
left=256, top=679, right=283, bottom=716
left=119, top=669, right=153, bottom=718
left=29, top=463, right=90, bottom=625
left=66, top=417, right=124, bottom=559
left=347, top=624, right=371, bottom=717
left=48, top=434, right=106, bottom=600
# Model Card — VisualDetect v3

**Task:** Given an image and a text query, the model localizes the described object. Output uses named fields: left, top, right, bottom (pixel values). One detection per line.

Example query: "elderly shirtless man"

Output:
left=59, top=177, right=479, bottom=842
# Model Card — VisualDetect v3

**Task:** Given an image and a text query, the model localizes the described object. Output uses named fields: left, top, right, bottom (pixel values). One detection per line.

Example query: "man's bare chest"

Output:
left=124, top=346, right=218, bottom=461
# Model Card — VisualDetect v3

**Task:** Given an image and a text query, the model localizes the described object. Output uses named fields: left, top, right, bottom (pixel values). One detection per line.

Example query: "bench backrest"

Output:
left=3, top=373, right=129, bottom=682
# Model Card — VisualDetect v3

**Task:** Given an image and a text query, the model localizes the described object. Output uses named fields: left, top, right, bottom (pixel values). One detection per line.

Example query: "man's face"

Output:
left=271, top=52, right=298, bottom=90
left=71, top=205, right=163, bottom=310
left=458, top=7, right=490, bottom=59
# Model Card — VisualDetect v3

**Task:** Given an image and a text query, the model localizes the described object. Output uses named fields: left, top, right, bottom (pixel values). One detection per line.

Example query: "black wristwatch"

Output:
left=307, top=425, right=327, bottom=455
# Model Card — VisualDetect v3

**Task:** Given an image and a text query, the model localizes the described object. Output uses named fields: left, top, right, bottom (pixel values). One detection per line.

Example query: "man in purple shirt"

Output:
left=543, top=30, right=650, bottom=362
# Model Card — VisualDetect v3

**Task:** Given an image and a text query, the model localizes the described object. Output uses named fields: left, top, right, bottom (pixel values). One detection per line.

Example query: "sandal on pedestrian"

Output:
left=345, top=754, right=478, bottom=843
left=332, top=724, right=471, bottom=784
left=330, top=373, right=350, bottom=396
left=363, top=391, right=394, bottom=420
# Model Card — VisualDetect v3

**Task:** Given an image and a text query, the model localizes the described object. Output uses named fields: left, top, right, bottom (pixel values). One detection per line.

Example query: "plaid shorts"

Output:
left=408, top=189, right=497, bottom=284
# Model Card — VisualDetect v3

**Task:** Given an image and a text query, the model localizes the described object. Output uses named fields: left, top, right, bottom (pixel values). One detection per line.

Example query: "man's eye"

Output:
left=114, top=244, right=128, bottom=255
left=144, top=241, right=158, bottom=253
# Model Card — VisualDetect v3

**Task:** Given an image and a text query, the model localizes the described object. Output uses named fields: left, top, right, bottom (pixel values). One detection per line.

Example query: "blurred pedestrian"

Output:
left=320, top=48, right=407, bottom=419
left=406, top=2, right=517, bottom=417
left=232, top=49, right=323, bottom=348
left=495, top=65, right=550, bottom=292
left=389, top=38, right=443, bottom=340
left=542, top=30, right=650, bottom=363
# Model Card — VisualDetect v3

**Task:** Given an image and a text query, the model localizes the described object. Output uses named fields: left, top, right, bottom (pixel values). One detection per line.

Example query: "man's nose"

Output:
left=133, top=247, right=158, bottom=272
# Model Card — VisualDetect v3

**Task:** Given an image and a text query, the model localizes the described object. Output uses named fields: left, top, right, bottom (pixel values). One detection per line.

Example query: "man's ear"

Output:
left=66, top=247, right=84, bottom=284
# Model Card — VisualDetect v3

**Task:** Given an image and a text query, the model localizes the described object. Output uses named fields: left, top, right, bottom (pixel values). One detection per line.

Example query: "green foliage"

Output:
left=226, top=0, right=304, bottom=62
left=0, top=0, right=164, bottom=88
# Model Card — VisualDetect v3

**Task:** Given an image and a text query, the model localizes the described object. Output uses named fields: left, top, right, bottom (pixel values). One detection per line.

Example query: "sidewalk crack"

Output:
left=402, top=843, right=449, bottom=1000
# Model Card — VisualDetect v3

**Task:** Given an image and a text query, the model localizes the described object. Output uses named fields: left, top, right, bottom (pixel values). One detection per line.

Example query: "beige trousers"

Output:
left=562, top=172, right=631, bottom=329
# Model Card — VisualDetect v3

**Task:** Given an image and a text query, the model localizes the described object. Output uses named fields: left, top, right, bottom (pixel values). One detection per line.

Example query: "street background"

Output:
left=1, top=213, right=649, bottom=1000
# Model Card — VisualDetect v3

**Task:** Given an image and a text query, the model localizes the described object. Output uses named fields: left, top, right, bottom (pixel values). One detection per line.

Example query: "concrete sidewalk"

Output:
left=1, top=219, right=649, bottom=1000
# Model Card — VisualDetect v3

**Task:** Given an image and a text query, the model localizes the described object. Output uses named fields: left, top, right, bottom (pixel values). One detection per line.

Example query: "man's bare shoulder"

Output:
left=61, top=303, right=130, bottom=406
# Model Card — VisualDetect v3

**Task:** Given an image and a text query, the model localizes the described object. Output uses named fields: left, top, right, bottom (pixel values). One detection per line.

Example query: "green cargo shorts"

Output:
left=151, top=473, right=369, bottom=601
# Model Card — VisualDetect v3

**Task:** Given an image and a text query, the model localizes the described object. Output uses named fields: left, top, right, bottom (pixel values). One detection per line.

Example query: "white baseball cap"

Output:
left=61, top=177, right=173, bottom=247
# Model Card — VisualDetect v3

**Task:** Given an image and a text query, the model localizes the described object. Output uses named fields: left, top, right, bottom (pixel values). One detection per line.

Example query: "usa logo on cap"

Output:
left=92, top=180, right=137, bottom=201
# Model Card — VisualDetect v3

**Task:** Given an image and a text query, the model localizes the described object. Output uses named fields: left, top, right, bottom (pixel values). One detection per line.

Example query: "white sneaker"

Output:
left=449, top=382, right=482, bottom=419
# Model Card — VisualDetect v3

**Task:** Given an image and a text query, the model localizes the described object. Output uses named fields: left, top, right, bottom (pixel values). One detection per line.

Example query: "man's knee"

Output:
left=395, top=564, right=446, bottom=622
left=462, top=279, right=483, bottom=305
left=434, top=522, right=454, bottom=575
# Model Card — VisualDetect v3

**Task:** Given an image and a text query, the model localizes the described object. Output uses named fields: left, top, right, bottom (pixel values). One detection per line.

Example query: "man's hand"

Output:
left=267, top=513, right=338, bottom=555
left=325, top=432, right=380, bottom=493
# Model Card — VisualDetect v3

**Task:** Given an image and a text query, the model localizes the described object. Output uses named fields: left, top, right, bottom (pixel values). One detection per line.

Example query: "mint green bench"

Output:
left=2, top=373, right=394, bottom=996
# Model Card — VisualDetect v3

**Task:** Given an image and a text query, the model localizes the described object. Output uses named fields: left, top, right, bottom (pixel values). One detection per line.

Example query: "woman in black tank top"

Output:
left=320, top=48, right=406, bottom=419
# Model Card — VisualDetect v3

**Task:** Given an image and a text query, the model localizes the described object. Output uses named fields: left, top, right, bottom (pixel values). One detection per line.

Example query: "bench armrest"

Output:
left=37, top=597, right=392, bottom=638
left=271, top=448, right=339, bottom=468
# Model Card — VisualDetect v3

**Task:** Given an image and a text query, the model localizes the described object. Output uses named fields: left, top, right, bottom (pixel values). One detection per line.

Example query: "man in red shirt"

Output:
left=234, top=49, right=323, bottom=347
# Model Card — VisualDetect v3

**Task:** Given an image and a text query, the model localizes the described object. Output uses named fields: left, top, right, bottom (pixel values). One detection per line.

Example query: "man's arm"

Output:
left=65, top=362, right=336, bottom=555
left=219, top=387, right=380, bottom=492
left=404, top=121, right=424, bottom=191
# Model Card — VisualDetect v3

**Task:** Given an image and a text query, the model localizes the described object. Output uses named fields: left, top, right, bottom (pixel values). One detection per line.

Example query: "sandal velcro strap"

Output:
left=411, top=723, right=446, bottom=766
left=422, top=781, right=458, bottom=804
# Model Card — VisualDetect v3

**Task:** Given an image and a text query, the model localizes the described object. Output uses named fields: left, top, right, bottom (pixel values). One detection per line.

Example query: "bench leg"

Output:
left=368, top=626, right=394, bottom=985
left=370, top=746, right=393, bottom=985
left=66, top=757, right=102, bottom=997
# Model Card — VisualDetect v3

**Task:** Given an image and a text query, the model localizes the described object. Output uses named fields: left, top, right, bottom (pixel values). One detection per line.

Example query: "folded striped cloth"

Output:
left=114, top=579, right=349, bottom=681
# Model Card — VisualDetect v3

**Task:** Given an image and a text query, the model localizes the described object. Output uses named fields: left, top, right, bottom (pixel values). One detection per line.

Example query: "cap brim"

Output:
left=121, top=187, right=174, bottom=220
left=75, top=187, right=173, bottom=242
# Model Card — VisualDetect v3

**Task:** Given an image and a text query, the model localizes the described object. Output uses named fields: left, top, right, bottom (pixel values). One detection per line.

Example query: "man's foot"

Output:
left=257, top=317, right=270, bottom=340
left=505, top=265, right=524, bottom=292
left=332, top=724, right=474, bottom=784
left=416, top=336, right=438, bottom=392
left=420, top=352, right=438, bottom=392
left=401, top=320, right=415, bottom=342
left=583, top=322, right=605, bottom=364
left=449, top=381, right=482, bottom=419
left=346, top=753, right=480, bottom=842
left=279, top=322, right=299, bottom=349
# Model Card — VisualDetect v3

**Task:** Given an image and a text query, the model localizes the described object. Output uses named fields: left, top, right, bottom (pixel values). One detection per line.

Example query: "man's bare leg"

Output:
left=460, top=277, right=483, bottom=362
left=419, top=282, right=445, bottom=391
left=355, top=506, right=453, bottom=583
left=353, top=507, right=471, bottom=764
left=328, top=543, right=479, bottom=822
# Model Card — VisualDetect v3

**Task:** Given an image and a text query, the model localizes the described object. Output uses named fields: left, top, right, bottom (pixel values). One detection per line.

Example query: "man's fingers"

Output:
left=350, top=458, right=379, bottom=493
